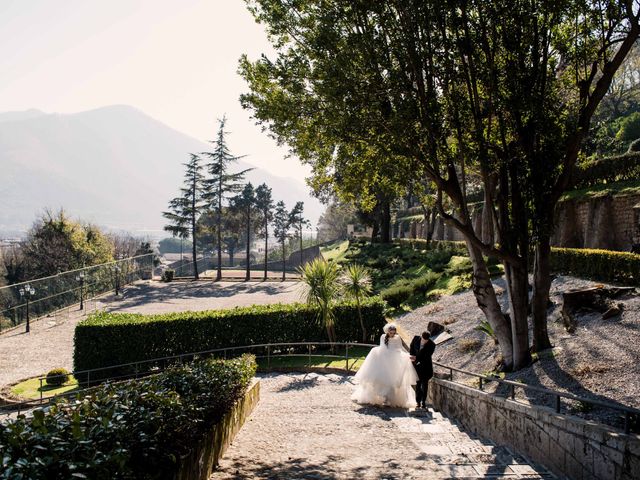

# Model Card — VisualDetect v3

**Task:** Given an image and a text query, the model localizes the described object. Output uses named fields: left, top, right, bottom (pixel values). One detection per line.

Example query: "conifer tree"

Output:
left=201, top=116, right=252, bottom=281
left=230, top=183, right=256, bottom=280
left=163, top=153, right=204, bottom=279
left=289, top=201, right=311, bottom=267
left=255, top=183, right=274, bottom=280
left=272, top=201, right=291, bottom=281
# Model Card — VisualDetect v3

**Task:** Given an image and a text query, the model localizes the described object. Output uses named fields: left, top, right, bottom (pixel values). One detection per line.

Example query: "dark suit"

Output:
left=410, top=335, right=435, bottom=405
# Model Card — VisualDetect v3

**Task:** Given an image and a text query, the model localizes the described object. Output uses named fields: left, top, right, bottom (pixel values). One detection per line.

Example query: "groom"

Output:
left=410, top=331, right=435, bottom=408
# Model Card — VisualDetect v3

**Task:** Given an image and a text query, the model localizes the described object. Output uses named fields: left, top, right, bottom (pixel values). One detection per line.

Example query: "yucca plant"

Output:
left=341, top=263, right=372, bottom=342
left=299, top=258, right=341, bottom=344
left=475, top=320, right=498, bottom=344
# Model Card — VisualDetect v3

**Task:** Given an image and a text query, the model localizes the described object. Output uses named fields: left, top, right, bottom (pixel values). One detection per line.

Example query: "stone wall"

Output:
left=429, top=378, right=640, bottom=480
left=175, top=379, right=260, bottom=480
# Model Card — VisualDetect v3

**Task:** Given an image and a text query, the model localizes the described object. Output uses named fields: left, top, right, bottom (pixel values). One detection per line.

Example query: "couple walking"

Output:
left=351, top=323, right=435, bottom=408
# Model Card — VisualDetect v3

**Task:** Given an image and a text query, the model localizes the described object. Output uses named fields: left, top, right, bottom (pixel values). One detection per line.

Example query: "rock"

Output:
left=561, top=286, right=630, bottom=332
left=427, top=321, right=445, bottom=336
left=602, top=305, right=622, bottom=320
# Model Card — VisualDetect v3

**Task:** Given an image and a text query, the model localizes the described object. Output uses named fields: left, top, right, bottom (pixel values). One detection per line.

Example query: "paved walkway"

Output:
left=0, top=280, right=302, bottom=387
left=214, top=373, right=553, bottom=479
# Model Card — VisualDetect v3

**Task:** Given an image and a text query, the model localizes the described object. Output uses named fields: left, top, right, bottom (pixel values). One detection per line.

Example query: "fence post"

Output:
left=308, top=344, right=311, bottom=368
left=449, top=368, right=453, bottom=381
left=625, top=412, right=630, bottom=435
left=555, top=395, right=561, bottom=413
left=479, top=377, right=483, bottom=391
left=39, top=378, right=43, bottom=404
left=345, top=344, right=349, bottom=371
left=510, top=384, right=515, bottom=400
left=267, top=345, right=271, bottom=369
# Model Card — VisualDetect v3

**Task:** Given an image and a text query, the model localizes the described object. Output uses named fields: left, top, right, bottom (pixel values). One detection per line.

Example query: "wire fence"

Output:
left=0, top=254, right=155, bottom=333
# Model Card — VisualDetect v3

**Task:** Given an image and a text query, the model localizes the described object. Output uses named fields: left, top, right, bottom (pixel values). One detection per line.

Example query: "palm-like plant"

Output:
left=299, top=258, right=341, bottom=345
left=341, top=263, right=372, bottom=343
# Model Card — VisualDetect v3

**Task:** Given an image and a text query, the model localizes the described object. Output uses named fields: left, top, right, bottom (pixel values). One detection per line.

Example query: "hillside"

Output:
left=0, top=106, right=322, bottom=234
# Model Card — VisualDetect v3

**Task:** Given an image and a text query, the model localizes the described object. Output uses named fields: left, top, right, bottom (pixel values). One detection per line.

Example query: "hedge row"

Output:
left=573, top=151, right=640, bottom=188
left=0, top=355, right=256, bottom=479
left=74, top=299, right=386, bottom=379
left=394, top=238, right=469, bottom=255
left=550, top=247, right=640, bottom=285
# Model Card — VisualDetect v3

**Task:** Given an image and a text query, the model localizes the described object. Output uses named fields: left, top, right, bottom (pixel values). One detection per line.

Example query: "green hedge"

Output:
left=74, top=299, right=386, bottom=380
left=550, top=247, right=640, bottom=285
left=573, top=152, right=640, bottom=188
left=0, top=355, right=256, bottom=479
left=395, top=238, right=469, bottom=255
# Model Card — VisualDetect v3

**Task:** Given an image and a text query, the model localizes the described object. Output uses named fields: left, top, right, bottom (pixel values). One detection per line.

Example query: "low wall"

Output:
left=429, top=379, right=640, bottom=480
left=175, top=379, right=260, bottom=480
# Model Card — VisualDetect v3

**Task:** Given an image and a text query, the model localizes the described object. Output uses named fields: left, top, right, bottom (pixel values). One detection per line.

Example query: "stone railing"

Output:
left=429, top=378, right=640, bottom=480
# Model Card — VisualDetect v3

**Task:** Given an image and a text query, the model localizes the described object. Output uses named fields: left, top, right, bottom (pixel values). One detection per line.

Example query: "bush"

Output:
left=45, top=368, right=70, bottom=386
left=616, top=111, right=640, bottom=142
left=74, top=299, right=386, bottom=381
left=380, top=285, right=413, bottom=308
left=161, top=268, right=175, bottom=282
left=550, top=247, right=640, bottom=285
left=0, top=355, right=256, bottom=479
left=410, top=272, right=441, bottom=294
left=573, top=151, right=640, bottom=188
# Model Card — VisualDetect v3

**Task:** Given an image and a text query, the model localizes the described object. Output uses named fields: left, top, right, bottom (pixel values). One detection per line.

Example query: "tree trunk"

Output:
left=281, top=241, right=286, bottom=281
left=191, top=193, right=199, bottom=280
left=216, top=179, right=222, bottom=281
left=299, top=222, right=304, bottom=267
left=531, top=235, right=553, bottom=351
left=245, top=206, right=251, bottom=281
left=467, top=242, right=514, bottom=369
left=263, top=216, right=268, bottom=281
left=380, top=200, right=391, bottom=243
left=504, top=261, right=531, bottom=370
left=229, top=248, right=234, bottom=267
left=356, top=295, right=366, bottom=343
left=371, top=222, right=378, bottom=242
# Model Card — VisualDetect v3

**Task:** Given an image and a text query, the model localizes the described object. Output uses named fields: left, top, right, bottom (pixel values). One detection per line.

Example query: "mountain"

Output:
left=0, top=105, right=322, bottom=236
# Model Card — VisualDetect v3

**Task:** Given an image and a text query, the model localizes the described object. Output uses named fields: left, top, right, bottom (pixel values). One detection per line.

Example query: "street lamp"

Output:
left=19, top=284, right=35, bottom=333
left=75, top=272, right=85, bottom=310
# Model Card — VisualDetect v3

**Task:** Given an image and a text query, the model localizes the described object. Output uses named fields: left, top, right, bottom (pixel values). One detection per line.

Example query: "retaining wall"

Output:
left=429, top=378, right=640, bottom=480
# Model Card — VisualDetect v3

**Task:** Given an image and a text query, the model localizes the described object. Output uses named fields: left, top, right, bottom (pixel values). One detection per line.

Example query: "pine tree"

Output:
left=201, top=116, right=252, bottom=281
left=289, top=201, right=311, bottom=267
left=230, top=183, right=256, bottom=281
left=255, top=183, right=274, bottom=280
left=272, top=201, right=291, bottom=281
left=163, top=153, right=204, bottom=279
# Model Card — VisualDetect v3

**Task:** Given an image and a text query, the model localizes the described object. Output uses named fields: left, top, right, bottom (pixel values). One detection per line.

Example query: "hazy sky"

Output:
left=0, top=0, right=311, bottom=182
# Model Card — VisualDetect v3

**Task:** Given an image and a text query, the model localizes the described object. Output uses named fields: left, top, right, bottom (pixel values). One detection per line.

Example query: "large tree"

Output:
left=289, top=201, right=311, bottom=266
left=201, top=116, right=252, bottom=281
left=230, top=183, right=257, bottom=280
left=163, top=154, right=204, bottom=279
left=255, top=183, right=275, bottom=280
left=272, top=200, right=291, bottom=280
left=241, top=0, right=640, bottom=370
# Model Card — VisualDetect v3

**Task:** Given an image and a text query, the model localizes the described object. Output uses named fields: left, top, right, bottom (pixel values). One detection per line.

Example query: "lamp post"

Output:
left=76, top=272, right=85, bottom=310
left=19, top=284, right=35, bottom=333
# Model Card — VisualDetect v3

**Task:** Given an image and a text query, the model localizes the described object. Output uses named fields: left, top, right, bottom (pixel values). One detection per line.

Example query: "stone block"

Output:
left=592, top=447, right=616, bottom=479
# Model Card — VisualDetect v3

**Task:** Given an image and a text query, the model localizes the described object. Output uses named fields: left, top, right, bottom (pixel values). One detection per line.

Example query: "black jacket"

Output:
left=410, top=335, right=435, bottom=380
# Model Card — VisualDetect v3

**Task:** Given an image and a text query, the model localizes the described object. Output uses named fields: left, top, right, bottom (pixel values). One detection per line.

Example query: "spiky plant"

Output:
left=341, top=263, right=372, bottom=342
left=299, top=258, right=341, bottom=344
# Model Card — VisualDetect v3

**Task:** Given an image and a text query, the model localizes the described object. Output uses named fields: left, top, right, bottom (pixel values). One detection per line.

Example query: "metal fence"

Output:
left=0, top=254, right=155, bottom=333
left=2, top=341, right=638, bottom=435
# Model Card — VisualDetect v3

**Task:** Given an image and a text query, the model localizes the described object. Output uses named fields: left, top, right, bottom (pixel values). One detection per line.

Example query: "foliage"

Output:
left=549, top=248, right=640, bottom=286
left=317, top=202, right=358, bottom=242
left=158, top=237, right=193, bottom=254
left=0, top=355, right=255, bottom=479
left=475, top=321, right=497, bottom=344
left=161, top=269, right=175, bottom=282
left=230, top=183, right=257, bottom=279
left=380, top=284, right=413, bottom=309
left=573, top=152, right=640, bottom=188
left=272, top=200, right=291, bottom=278
left=341, top=263, right=372, bottom=342
left=255, top=183, right=275, bottom=278
left=45, top=367, right=70, bottom=386
left=616, top=112, right=640, bottom=142
left=73, top=299, right=386, bottom=380
left=299, top=258, right=342, bottom=343
left=458, top=338, right=483, bottom=354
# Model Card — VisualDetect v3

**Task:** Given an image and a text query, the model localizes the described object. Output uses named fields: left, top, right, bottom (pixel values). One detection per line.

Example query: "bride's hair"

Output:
left=383, top=323, right=397, bottom=346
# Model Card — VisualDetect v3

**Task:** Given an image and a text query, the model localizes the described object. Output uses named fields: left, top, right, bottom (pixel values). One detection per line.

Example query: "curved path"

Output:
left=214, top=373, right=553, bottom=479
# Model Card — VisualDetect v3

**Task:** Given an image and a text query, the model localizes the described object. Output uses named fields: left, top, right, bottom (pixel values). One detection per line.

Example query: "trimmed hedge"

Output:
left=0, top=355, right=256, bottom=479
left=550, top=247, right=640, bottom=285
left=573, top=151, right=640, bottom=188
left=395, top=238, right=469, bottom=255
left=74, top=299, right=386, bottom=379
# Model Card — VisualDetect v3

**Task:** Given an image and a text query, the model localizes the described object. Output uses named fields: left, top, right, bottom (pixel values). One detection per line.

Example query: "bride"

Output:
left=351, top=323, right=418, bottom=408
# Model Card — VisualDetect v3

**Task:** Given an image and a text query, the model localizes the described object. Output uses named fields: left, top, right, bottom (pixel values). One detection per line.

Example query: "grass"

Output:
left=11, top=376, right=79, bottom=400
left=457, top=338, right=483, bottom=354
left=256, top=345, right=371, bottom=371
left=320, top=240, right=350, bottom=262
left=560, top=179, right=640, bottom=201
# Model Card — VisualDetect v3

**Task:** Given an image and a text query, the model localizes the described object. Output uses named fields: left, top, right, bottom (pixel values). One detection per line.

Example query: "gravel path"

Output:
left=396, top=275, right=640, bottom=425
left=214, top=372, right=552, bottom=479
left=0, top=280, right=302, bottom=388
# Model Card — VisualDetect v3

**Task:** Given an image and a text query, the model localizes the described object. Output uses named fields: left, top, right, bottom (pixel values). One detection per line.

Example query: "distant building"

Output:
left=347, top=224, right=373, bottom=239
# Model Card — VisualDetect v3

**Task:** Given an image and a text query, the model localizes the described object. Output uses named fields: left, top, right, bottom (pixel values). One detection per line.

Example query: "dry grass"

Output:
left=457, top=338, right=482, bottom=354
left=571, top=363, right=609, bottom=377
left=443, top=316, right=458, bottom=325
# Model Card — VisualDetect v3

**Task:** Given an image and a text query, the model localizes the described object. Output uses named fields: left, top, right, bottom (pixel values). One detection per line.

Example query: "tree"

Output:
left=341, top=263, right=372, bottom=343
left=289, top=201, right=311, bottom=266
left=163, top=153, right=204, bottom=279
left=255, top=183, right=275, bottom=280
left=230, top=183, right=257, bottom=280
left=241, top=0, right=640, bottom=370
left=317, top=201, right=357, bottom=242
left=201, top=116, right=252, bottom=281
left=299, top=258, right=341, bottom=345
left=272, top=201, right=291, bottom=280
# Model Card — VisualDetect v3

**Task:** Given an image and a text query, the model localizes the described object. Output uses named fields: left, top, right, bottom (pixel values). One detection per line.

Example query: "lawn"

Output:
left=11, top=376, right=79, bottom=400
left=320, top=240, right=350, bottom=262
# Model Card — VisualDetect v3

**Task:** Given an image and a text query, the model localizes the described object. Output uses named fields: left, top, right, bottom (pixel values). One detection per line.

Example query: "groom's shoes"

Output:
left=421, top=402, right=427, bottom=409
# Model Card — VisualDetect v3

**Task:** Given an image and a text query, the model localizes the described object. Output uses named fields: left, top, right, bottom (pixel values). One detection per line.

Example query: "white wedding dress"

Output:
left=351, top=334, right=419, bottom=408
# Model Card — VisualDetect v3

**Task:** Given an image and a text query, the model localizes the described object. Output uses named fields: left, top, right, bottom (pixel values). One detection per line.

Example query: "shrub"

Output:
left=629, top=138, right=640, bottom=153
left=572, top=151, right=640, bottom=188
left=380, top=285, right=413, bottom=308
left=550, top=247, right=640, bottom=285
left=410, top=272, right=441, bottom=294
left=161, top=268, right=175, bottom=282
left=0, top=355, right=256, bottom=479
left=74, top=299, right=386, bottom=381
left=45, top=368, right=70, bottom=386
left=458, top=338, right=483, bottom=353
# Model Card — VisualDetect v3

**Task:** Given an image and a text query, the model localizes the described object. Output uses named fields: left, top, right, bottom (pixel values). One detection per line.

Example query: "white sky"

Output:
left=0, top=0, right=310, bottom=182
